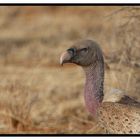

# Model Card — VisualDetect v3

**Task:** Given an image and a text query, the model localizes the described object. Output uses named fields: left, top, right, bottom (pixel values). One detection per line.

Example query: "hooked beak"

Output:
left=60, top=50, right=73, bottom=66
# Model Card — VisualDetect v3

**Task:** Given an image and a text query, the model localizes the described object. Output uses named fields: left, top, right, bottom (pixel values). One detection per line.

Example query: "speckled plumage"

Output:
left=98, top=102, right=140, bottom=134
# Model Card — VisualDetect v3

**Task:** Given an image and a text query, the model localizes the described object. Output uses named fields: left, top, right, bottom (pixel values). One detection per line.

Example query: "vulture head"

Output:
left=60, top=39, right=104, bottom=116
left=60, top=40, right=103, bottom=67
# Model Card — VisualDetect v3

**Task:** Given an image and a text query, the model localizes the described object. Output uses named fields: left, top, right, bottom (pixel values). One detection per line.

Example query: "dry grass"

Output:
left=0, top=6, right=139, bottom=134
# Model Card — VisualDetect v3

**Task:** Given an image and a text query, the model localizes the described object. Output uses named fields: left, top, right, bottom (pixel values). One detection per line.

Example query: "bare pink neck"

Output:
left=83, top=61, right=104, bottom=116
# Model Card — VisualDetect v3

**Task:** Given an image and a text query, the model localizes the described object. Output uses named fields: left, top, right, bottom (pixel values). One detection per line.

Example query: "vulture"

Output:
left=60, top=39, right=140, bottom=134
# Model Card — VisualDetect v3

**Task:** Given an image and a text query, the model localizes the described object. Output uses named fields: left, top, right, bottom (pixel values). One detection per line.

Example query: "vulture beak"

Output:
left=60, top=50, right=73, bottom=66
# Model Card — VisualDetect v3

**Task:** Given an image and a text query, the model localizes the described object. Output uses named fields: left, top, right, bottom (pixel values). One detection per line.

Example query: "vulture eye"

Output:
left=80, top=48, right=88, bottom=52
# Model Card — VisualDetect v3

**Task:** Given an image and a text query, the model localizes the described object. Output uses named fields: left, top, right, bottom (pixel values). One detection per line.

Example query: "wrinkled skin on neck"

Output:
left=83, top=56, right=104, bottom=116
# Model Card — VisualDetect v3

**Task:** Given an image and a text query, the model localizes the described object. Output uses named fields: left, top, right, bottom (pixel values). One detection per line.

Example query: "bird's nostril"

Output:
left=67, top=48, right=76, bottom=54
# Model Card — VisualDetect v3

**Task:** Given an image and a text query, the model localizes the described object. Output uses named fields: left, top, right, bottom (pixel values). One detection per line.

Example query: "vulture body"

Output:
left=60, top=39, right=140, bottom=134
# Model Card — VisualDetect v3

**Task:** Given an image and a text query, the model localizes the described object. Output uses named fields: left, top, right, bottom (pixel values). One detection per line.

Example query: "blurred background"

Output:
left=0, top=6, right=139, bottom=134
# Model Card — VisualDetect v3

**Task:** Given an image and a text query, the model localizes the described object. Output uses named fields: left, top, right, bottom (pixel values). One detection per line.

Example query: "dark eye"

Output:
left=80, top=48, right=88, bottom=52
